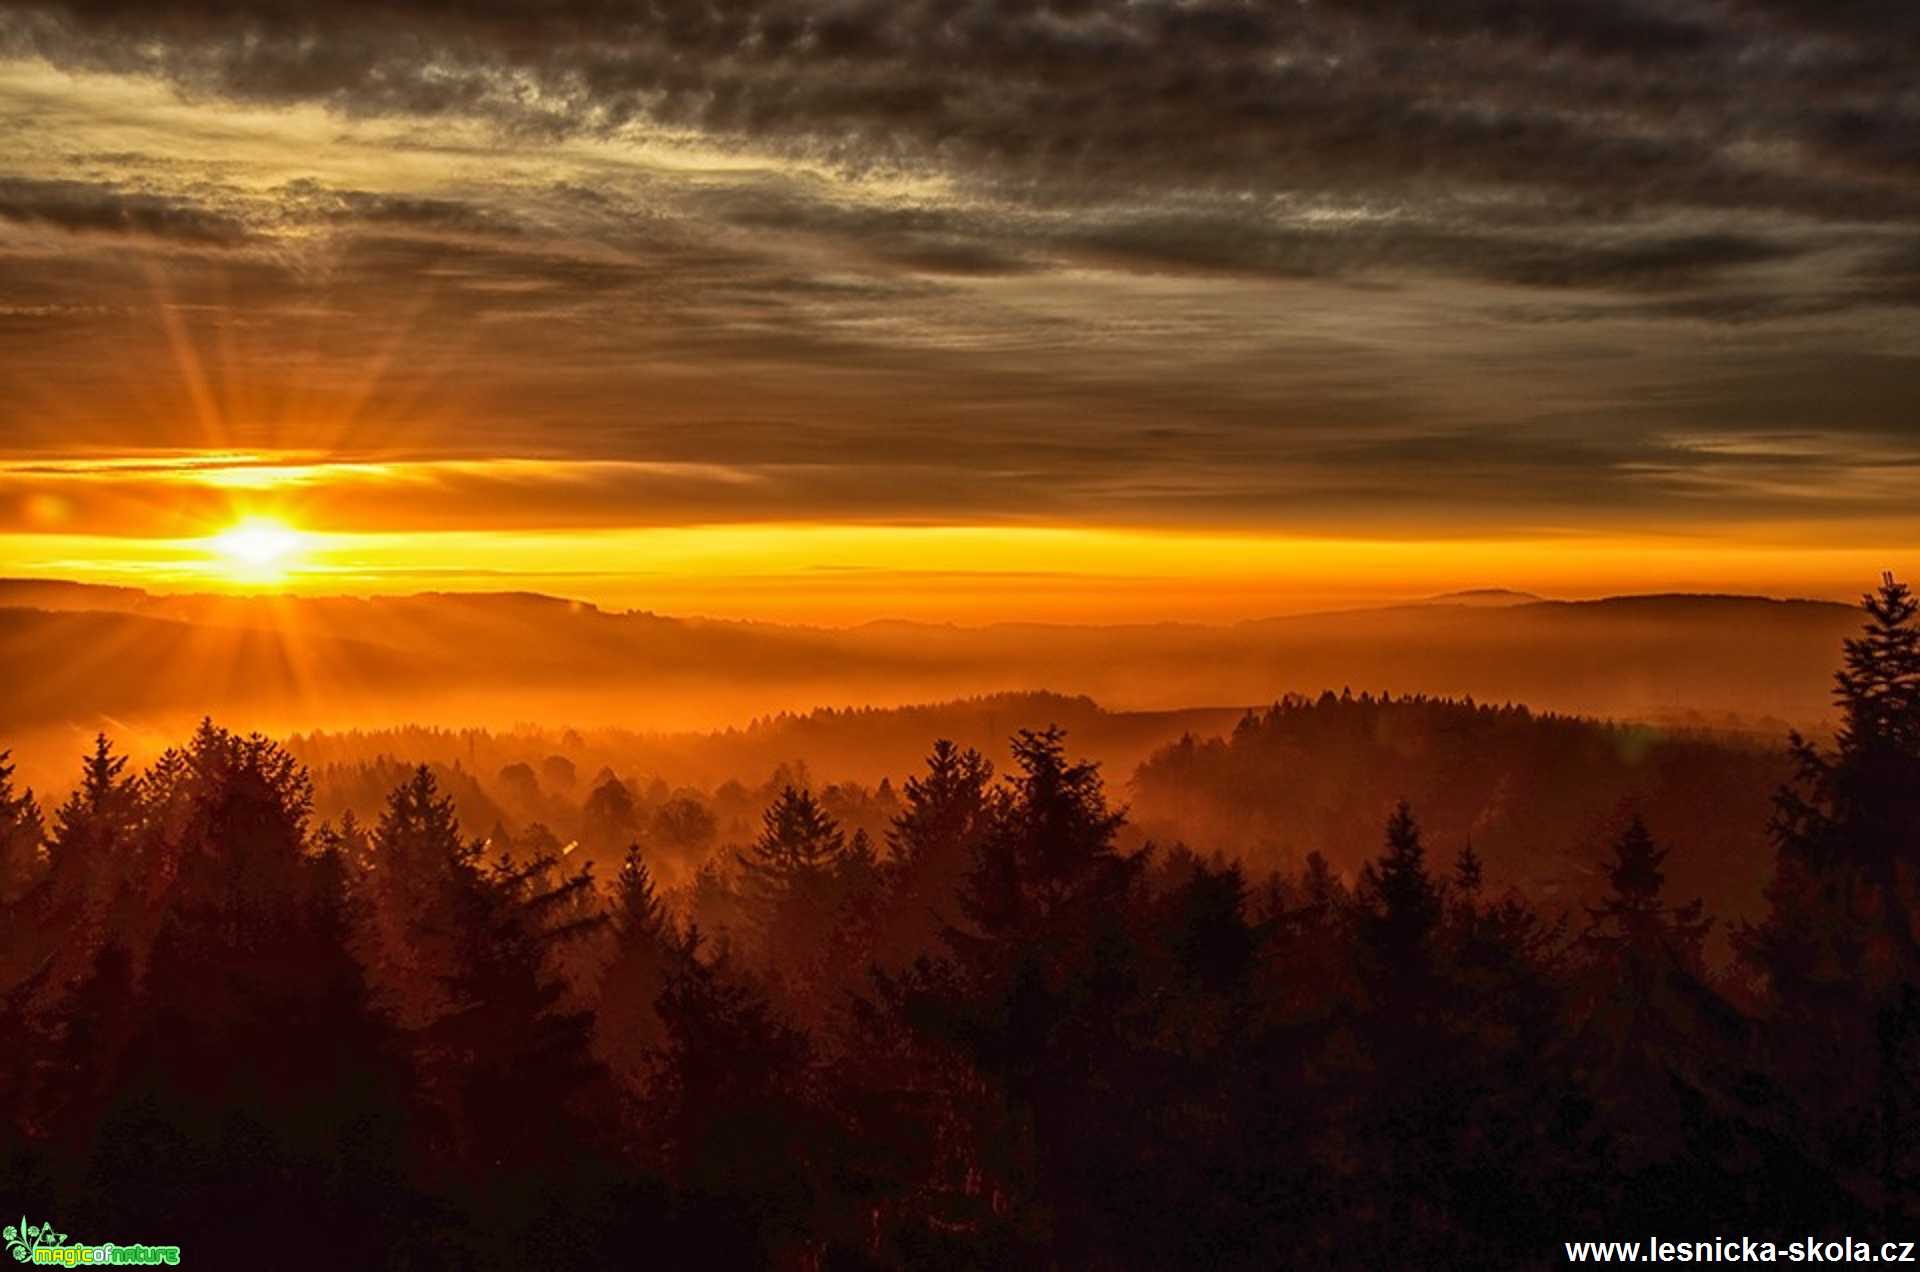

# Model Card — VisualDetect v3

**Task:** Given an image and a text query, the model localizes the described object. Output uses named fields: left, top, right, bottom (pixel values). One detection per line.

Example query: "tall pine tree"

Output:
left=1355, top=800, right=1444, bottom=990
left=1741, top=573, right=1920, bottom=1220
left=736, top=785, right=848, bottom=989
left=595, top=843, right=679, bottom=1094
left=89, top=724, right=420, bottom=1263
left=0, top=749, right=43, bottom=909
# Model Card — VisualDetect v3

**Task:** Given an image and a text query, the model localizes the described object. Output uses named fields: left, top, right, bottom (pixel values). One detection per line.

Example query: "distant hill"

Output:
left=1420, top=588, right=1543, bottom=607
left=0, top=578, right=151, bottom=612
left=0, top=579, right=1862, bottom=788
left=1130, top=691, right=1791, bottom=944
left=284, top=690, right=1250, bottom=800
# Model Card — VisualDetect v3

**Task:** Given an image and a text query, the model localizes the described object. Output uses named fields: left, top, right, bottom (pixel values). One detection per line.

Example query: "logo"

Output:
left=4, top=1217, right=180, bottom=1266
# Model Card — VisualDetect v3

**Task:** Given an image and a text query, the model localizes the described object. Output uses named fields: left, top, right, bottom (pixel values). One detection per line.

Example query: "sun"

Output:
left=209, top=517, right=309, bottom=581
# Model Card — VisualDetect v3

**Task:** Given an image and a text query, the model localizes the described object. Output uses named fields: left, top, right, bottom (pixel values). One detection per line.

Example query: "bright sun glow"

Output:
left=209, top=517, right=308, bottom=580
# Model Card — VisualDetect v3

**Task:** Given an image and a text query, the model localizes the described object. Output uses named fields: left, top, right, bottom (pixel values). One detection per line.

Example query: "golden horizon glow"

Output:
left=5, top=521, right=1914, bottom=625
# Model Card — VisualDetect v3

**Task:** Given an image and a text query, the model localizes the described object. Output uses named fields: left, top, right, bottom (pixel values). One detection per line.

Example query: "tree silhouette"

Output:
left=739, top=786, right=846, bottom=903
left=906, top=727, right=1143, bottom=1265
left=651, top=796, right=717, bottom=855
left=1355, top=800, right=1444, bottom=989
left=889, top=739, right=995, bottom=871
left=0, top=749, right=47, bottom=1014
left=736, top=785, right=848, bottom=997
left=1771, top=573, right=1920, bottom=878
left=595, top=843, right=679, bottom=1094
left=20, top=735, right=143, bottom=1013
left=422, top=840, right=607, bottom=1168
left=1741, top=573, right=1920, bottom=1221
left=366, top=764, right=468, bottom=1028
left=1586, top=815, right=1711, bottom=962
left=956, top=727, right=1128, bottom=939
left=85, top=723, right=421, bottom=1262
left=1453, top=839, right=1484, bottom=901
left=652, top=927, right=817, bottom=1266
left=876, top=739, right=995, bottom=969
left=582, top=774, right=641, bottom=857
left=402, top=792, right=624, bottom=1263
left=0, top=749, right=42, bottom=908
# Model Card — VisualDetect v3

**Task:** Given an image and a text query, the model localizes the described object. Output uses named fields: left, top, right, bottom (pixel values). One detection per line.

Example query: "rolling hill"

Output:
left=0, top=579, right=1859, bottom=790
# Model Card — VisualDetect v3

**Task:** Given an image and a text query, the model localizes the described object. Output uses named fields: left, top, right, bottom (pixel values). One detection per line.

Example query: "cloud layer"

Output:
left=0, top=0, right=1916, bottom=547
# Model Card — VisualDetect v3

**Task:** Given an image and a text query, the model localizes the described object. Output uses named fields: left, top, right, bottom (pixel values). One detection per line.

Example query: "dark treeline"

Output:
left=0, top=577, right=1916, bottom=1268
left=282, top=690, right=1240, bottom=799
left=279, top=692, right=1786, bottom=939
left=1132, top=694, right=1790, bottom=948
left=271, top=691, right=1240, bottom=885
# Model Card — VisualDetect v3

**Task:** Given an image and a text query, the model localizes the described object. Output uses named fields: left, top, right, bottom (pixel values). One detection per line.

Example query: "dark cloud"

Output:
left=1848, top=239, right=1920, bottom=309
left=1733, top=0, right=1920, bottom=54
left=1806, top=108, right=1920, bottom=181
left=1465, top=231, right=1803, bottom=291
left=293, top=186, right=528, bottom=236
left=0, top=175, right=255, bottom=244
left=2, top=0, right=1914, bottom=216
left=0, top=0, right=1916, bottom=543
left=1055, top=215, right=1805, bottom=292
left=1316, top=0, right=1717, bottom=59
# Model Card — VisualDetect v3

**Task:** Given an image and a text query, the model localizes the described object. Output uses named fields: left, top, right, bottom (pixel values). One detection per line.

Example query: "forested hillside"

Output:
left=0, top=578, right=1915, bottom=1268
left=1133, top=695, right=1789, bottom=943
left=0, top=584, right=1856, bottom=774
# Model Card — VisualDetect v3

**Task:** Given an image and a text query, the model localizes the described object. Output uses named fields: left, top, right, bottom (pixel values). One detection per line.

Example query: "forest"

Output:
left=1, top=575, right=1916, bottom=1269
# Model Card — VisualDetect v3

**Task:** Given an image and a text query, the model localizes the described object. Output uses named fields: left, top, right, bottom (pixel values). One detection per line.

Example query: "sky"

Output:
left=0, top=0, right=1916, bottom=622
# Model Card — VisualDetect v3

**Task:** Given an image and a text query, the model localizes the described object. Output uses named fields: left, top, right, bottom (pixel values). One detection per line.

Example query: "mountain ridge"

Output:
left=0, top=578, right=1863, bottom=765
left=0, top=576, right=1860, bottom=632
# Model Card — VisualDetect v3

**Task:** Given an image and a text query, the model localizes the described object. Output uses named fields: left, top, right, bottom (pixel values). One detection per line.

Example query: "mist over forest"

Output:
left=0, top=578, right=1854, bottom=790
left=5, top=574, right=1919, bottom=1266
left=1, top=577, right=1836, bottom=939
left=0, top=577, right=1856, bottom=954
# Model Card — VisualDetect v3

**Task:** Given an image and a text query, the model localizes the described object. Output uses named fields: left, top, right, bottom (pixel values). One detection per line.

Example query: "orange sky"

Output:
left=3, top=13, right=1918, bottom=623
left=2, top=473, right=1912, bottom=623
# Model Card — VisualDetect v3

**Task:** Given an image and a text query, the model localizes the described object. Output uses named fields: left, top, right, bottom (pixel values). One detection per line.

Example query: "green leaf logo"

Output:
left=5, top=1216, right=70, bottom=1262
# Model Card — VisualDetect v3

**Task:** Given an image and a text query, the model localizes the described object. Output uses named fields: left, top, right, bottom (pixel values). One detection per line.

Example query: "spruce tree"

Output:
left=877, top=740, right=995, bottom=966
left=956, top=726, right=1128, bottom=939
left=1743, top=575, right=1920, bottom=1011
left=1454, top=840, right=1484, bottom=900
left=1740, top=573, right=1920, bottom=1220
left=925, top=728, right=1141, bottom=1266
left=1356, top=801, right=1443, bottom=985
left=0, top=749, right=43, bottom=908
left=739, top=786, right=845, bottom=897
left=47, top=734, right=139, bottom=888
left=595, top=844, right=679, bottom=1093
left=95, top=723, right=419, bottom=1260
left=652, top=927, right=815, bottom=1263
left=888, top=739, right=994, bottom=870
left=1769, top=573, right=1920, bottom=882
left=736, top=785, right=846, bottom=954
left=0, top=750, right=47, bottom=996
left=423, top=840, right=609, bottom=1172
left=26, top=735, right=142, bottom=1006
left=368, top=764, right=469, bottom=1026
left=1586, top=814, right=1710, bottom=962
left=1171, top=859, right=1255, bottom=993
